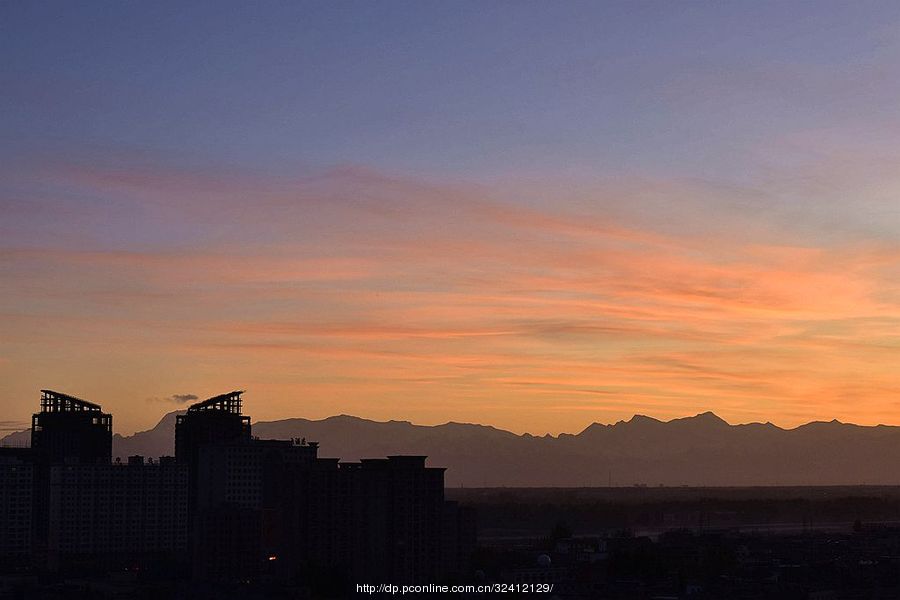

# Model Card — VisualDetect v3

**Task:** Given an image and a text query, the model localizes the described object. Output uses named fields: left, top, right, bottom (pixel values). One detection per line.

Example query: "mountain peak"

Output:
left=664, top=411, right=730, bottom=430
left=628, top=414, right=662, bottom=425
left=691, top=411, right=729, bottom=425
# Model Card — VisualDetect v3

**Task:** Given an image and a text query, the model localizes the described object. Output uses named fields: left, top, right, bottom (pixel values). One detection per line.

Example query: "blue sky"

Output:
left=5, top=1, right=899, bottom=179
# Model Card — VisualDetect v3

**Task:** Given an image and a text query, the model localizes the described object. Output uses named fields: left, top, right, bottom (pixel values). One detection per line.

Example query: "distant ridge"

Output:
left=5, top=411, right=900, bottom=486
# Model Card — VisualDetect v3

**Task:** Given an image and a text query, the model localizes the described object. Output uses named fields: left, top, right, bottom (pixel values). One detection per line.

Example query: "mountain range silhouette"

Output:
left=3, top=411, right=898, bottom=486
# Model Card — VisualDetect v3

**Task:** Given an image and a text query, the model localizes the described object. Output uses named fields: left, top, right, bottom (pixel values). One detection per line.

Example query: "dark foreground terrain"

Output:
left=448, top=486, right=900, bottom=539
left=8, top=487, right=900, bottom=599
left=450, top=486, right=900, bottom=599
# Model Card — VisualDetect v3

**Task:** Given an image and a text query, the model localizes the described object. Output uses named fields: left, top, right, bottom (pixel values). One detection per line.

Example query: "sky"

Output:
left=4, top=1, right=900, bottom=436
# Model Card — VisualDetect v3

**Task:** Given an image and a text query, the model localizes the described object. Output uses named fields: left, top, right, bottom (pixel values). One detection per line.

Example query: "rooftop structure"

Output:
left=186, top=390, right=245, bottom=414
left=31, top=390, right=111, bottom=464
left=39, top=389, right=103, bottom=413
left=176, top=392, right=251, bottom=461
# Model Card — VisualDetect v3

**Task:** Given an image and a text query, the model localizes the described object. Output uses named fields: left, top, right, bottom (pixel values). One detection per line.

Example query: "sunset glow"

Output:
left=4, top=2, right=900, bottom=435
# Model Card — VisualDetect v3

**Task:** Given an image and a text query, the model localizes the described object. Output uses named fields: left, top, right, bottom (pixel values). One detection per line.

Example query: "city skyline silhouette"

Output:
left=6, top=388, right=900, bottom=487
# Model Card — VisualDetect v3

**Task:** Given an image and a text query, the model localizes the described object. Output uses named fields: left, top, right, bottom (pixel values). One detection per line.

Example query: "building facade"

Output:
left=0, top=449, right=33, bottom=570
left=47, top=457, right=189, bottom=571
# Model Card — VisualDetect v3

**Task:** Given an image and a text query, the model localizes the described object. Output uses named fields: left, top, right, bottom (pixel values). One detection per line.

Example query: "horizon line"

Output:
left=3, top=407, right=892, bottom=442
